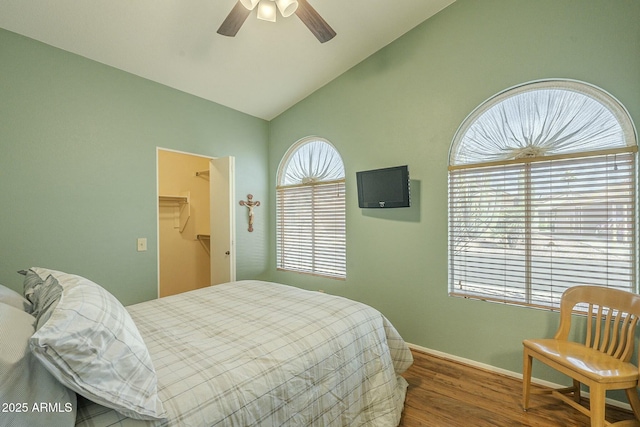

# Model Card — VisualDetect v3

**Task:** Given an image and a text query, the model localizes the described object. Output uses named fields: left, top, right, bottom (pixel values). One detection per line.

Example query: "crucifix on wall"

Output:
left=239, top=194, right=260, bottom=232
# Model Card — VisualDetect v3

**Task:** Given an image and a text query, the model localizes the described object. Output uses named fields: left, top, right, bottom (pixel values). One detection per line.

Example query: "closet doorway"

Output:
left=157, top=148, right=236, bottom=297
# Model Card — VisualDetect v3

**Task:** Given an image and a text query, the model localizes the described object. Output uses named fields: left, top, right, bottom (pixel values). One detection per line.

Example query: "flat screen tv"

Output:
left=356, top=165, right=410, bottom=208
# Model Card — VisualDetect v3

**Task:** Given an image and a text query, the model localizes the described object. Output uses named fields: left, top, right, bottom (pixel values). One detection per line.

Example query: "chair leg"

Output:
left=523, top=349, right=533, bottom=411
left=573, top=379, right=581, bottom=403
left=625, top=387, right=640, bottom=422
left=589, top=384, right=606, bottom=427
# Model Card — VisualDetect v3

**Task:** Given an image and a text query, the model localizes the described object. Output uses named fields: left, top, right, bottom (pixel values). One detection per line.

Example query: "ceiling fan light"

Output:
left=239, top=0, right=260, bottom=10
left=257, top=0, right=277, bottom=22
left=275, top=0, right=298, bottom=18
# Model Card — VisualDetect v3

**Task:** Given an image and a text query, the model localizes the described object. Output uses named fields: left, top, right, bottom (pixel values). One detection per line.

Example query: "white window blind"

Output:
left=448, top=80, right=638, bottom=310
left=277, top=138, right=346, bottom=279
left=449, top=151, right=636, bottom=309
left=277, top=180, right=346, bottom=278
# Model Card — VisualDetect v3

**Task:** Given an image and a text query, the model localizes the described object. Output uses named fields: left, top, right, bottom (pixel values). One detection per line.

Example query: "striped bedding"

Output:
left=75, top=280, right=413, bottom=426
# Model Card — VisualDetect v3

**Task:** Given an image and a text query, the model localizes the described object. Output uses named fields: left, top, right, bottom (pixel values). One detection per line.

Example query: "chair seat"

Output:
left=524, top=338, right=638, bottom=384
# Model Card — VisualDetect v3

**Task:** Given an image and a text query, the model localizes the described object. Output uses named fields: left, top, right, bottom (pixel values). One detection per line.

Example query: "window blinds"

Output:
left=276, top=180, right=346, bottom=279
left=449, top=150, right=636, bottom=309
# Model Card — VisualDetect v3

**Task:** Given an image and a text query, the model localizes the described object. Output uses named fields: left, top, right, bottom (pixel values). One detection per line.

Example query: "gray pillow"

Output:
left=21, top=271, right=62, bottom=330
left=22, top=268, right=42, bottom=303
left=0, top=303, right=76, bottom=427
left=0, top=284, right=32, bottom=312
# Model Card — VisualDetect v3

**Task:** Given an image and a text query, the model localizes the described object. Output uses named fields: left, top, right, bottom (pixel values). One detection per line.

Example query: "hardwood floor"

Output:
left=399, top=349, right=637, bottom=427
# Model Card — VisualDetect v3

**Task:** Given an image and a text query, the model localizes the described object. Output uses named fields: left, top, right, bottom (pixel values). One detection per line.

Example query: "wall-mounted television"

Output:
left=356, top=165, right=410, bottom=208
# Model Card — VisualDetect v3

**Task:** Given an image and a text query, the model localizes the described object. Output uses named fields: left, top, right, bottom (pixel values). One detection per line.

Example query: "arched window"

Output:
left=448, top=80, right=637, bottom=309
left=276, top=137, right=346, bottom=278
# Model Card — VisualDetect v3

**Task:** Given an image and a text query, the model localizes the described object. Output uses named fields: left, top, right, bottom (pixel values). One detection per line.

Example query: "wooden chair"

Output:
left=522, top=286, right=640, bottom=427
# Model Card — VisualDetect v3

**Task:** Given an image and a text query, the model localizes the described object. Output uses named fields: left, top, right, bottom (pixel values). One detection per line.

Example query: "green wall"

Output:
left=0, top=29, right=270, bottom=305
left=267, top=0, right=640, bottom=381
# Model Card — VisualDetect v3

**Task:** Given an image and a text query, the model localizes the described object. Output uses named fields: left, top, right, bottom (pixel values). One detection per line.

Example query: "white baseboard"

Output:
left=406, top=342, right=632, bottom=411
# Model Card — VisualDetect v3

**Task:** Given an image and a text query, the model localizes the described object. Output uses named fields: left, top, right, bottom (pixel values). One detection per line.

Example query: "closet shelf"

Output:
left=159, top=191, right=190, bottom=232
left=159, top=195, right=189, bottom=204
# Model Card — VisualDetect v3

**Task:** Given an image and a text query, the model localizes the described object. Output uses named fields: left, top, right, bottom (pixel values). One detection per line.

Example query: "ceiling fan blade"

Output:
left=217, top=1, right=252, bottom=37
left=295, top=0, right=336, bottom=43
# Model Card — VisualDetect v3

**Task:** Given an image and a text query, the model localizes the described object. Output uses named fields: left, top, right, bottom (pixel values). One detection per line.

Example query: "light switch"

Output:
left=137, top=238, right=147, bottom=252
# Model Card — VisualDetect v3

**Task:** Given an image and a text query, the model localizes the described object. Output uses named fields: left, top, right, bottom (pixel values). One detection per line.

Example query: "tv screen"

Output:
left=356, top=165, right=410, bottom=208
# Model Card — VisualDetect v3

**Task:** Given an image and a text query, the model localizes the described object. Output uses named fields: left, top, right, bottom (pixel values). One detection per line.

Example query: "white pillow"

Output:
left=0, top=303, right=76, bottom=427
left=28, top=267, right=166, bottom=421
left=0, top=283, right=32, bottom=312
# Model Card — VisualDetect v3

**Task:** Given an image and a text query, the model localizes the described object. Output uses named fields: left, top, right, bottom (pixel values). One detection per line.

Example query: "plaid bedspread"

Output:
left=75, top=280, right=413, bottom=426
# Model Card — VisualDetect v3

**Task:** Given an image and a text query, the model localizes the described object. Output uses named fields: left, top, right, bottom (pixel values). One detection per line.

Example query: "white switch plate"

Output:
left=137, top=238, right=147, bottom=252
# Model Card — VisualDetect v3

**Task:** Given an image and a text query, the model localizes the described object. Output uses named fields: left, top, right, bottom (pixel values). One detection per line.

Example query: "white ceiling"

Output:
left=0, top=0, right=454, bottom=120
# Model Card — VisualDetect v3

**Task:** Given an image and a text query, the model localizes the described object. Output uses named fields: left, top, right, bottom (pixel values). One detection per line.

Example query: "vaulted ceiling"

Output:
left=0, top=0, right=455, bottom=120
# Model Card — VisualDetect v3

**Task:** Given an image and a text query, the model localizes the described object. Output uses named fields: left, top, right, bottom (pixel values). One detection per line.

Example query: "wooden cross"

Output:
left=239, top=194, right=260, bottom=232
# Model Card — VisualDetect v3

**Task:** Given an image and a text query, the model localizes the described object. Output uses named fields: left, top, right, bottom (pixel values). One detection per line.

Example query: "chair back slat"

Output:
left=607, top=310, right=624, bottom=357
left=591, top=305, right=604, bottom=351
left=620, top=316, right=639, bottom=362
left=597, top=307, right=615, bottom=354
left=613, top=314, right=633, bottom=359
left=585, top=303, right=594, bottom=348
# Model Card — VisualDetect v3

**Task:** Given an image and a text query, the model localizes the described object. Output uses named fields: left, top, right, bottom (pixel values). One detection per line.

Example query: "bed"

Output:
left=1, top=267, right=413, bottom=426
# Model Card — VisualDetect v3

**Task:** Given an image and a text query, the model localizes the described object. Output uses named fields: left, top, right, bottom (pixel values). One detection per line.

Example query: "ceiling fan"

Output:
left=217, top=0, right=336, bottom=43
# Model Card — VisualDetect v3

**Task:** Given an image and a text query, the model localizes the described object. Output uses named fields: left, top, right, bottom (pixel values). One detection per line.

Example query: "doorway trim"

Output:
left=156, top=147, right=236, bottom=297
